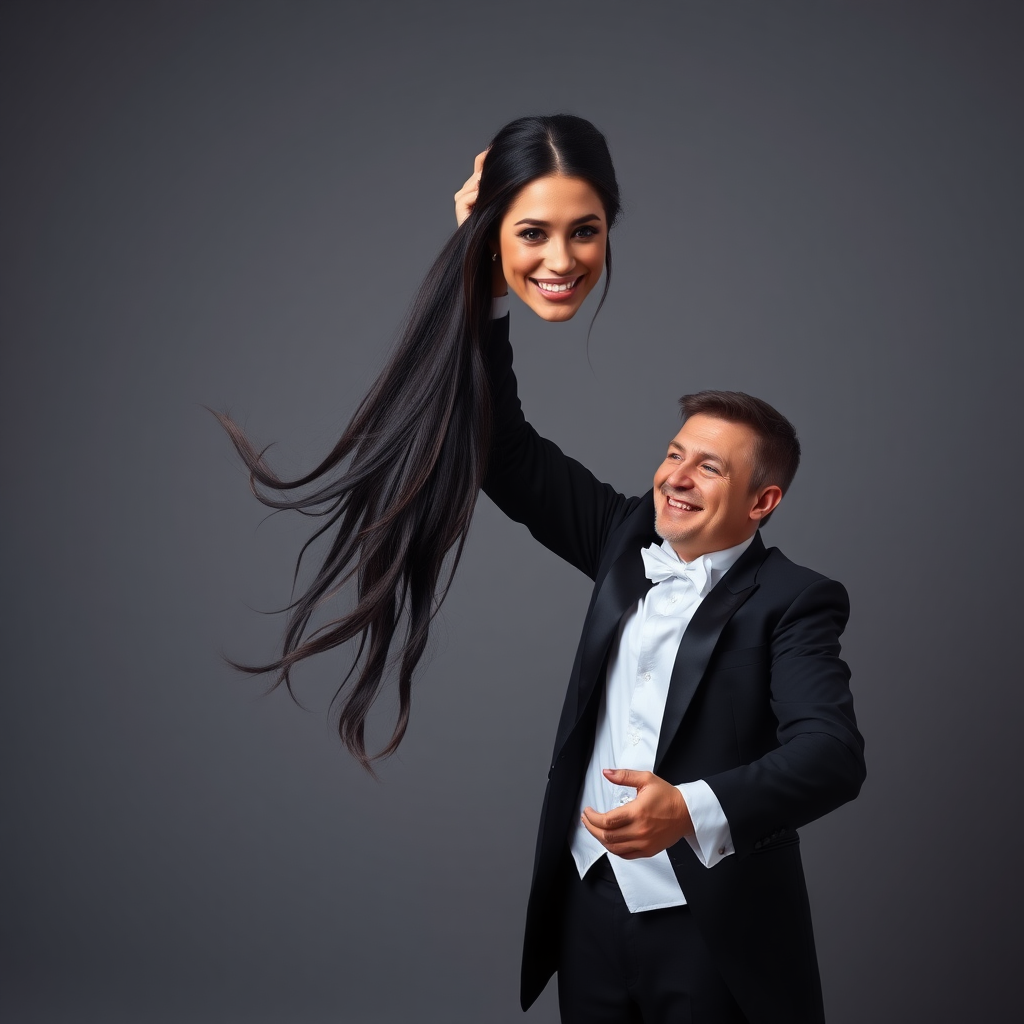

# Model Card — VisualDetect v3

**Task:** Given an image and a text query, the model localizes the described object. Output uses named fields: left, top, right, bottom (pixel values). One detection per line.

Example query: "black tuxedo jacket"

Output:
left=481, top=317, right=865, bottom=1023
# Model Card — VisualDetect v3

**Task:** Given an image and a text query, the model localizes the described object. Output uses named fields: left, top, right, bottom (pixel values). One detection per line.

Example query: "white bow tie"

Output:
left=641, top=544, right=710, bottom=593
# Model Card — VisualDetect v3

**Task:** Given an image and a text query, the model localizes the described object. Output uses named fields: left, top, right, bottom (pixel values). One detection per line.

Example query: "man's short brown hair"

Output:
left=678, top=391, right=801, bottom=525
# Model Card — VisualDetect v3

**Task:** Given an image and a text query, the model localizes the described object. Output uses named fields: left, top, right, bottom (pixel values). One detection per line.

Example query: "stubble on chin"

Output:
left=654, top=511, right=679, bottom=546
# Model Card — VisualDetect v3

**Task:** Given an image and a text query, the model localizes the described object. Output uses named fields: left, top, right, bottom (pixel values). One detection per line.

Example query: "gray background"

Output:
left=2, top=2, right=1021, bottom=1021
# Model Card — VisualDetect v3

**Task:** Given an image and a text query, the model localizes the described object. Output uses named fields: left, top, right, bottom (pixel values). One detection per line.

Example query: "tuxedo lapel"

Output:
left=654, top=534, right=768, bottom=770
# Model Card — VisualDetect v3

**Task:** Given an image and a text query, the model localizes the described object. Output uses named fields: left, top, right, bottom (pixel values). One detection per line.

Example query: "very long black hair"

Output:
left=216, top=114, right=621, bottom=769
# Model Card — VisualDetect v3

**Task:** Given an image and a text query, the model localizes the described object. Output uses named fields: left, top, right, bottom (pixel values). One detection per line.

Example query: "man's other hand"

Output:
left=581, top=769, right=695, bottom=859
left=454, top=149, right=487, bottom=226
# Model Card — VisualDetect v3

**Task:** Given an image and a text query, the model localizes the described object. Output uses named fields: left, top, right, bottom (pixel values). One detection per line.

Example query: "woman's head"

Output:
left=465, top=114, right=621, bottom=322
left=495, top=174, right=608, bottom=322
left=217, top=114, right=621, bottom=767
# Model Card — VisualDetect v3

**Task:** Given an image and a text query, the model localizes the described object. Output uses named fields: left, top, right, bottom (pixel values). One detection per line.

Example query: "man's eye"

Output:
left=702, top=464, right=719, bottom=474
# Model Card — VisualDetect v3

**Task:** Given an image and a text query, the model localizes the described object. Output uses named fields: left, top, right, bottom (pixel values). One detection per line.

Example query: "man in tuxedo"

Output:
left=481, top=311, right=866, bottom=1024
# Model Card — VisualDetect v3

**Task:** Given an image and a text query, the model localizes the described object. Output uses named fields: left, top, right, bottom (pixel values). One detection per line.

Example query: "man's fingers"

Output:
left=582, top=772, right=691, bottom=859
left=453, top=150, right=491, bottom=226
left=581, top=810, right=619, bottom=846
left=455, top=171, right=479, bottom=197
left=581, top=806, right=614, bottom=830
left=454, top=181, right=479, bottom=226
left=581, top=811, right=647, bottom=858
left=582, top=805, right=632, bottom=832
left=602, top=768, right=651, bottom=789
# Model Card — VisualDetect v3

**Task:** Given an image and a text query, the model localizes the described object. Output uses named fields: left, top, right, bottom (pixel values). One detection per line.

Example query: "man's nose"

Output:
left=665, top=465, right=694, bottom=488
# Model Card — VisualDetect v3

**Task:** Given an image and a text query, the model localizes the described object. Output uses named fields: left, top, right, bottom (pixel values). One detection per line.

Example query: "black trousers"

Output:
left=557, top=855, right=749, bottom=1024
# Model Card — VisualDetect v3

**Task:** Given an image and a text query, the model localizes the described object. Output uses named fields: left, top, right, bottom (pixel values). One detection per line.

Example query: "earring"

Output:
left=491, top=252, right=497, bottom=262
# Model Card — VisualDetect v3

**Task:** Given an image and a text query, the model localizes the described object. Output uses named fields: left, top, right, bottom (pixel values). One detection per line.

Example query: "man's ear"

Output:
left=749, top=485, right=783, bottom=522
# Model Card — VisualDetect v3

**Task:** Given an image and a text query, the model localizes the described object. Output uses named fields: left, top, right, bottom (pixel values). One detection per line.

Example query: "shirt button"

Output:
left=620, top=795, right=630, bottom=805
left=718, top=847, right=726, bottom=856
left=643, top=672, right=652, bottom=682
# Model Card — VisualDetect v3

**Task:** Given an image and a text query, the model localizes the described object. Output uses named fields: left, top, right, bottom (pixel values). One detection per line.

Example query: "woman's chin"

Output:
left=535, top=304, right=580, bottom=322
left=518, top=295, right=585, bottom=322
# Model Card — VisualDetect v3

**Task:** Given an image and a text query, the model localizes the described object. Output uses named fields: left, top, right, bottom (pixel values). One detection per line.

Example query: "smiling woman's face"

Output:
left=496, top=175, right=607, bottom=322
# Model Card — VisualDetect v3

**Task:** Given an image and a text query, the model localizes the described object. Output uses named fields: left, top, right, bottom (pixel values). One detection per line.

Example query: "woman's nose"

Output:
left=544, top=240, right=576, bottom=275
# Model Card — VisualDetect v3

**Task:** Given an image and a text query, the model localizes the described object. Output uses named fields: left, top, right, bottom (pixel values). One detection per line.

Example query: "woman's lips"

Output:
left=529, top=275, right=584, bottom=301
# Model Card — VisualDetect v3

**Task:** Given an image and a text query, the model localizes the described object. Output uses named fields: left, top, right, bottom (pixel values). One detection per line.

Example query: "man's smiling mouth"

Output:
left=666, top=496, right=703, bottom=512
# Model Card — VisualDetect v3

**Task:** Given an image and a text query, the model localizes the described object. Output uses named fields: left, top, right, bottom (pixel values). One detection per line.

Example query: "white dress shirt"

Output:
left=569, top=536, right=754, bottom=912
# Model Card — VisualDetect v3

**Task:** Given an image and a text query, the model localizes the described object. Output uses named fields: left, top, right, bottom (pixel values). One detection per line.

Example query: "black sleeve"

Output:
left=482, top=315, right=632, bottom=581
left=705, top=576, right=867, bottom=856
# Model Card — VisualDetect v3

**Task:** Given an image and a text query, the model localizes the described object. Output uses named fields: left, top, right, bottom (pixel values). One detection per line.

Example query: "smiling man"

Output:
left=481, top=317, right=865, bottom=1024
left=652, top=400, right=789, bottom=562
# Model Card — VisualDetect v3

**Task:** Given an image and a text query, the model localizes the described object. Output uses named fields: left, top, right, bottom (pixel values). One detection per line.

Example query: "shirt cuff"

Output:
left=491, top=294, right=510, bottom=320
left=677, top=780, right=734, bottom=868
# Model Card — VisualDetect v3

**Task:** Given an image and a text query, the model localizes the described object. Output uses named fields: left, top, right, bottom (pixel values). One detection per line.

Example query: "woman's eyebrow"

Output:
left=512, top=213, right=603, bottom=227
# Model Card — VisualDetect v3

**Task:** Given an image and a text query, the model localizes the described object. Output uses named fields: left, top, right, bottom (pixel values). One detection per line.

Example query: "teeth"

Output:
left=536, top=279, right=576, bottom=293
left=668, top=498, right=700, bottom=511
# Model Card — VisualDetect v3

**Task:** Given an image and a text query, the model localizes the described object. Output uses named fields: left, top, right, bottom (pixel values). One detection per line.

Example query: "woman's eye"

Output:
left=518, top=229, right=544, bottom=242
left=574, top=226, right=597, bottom=238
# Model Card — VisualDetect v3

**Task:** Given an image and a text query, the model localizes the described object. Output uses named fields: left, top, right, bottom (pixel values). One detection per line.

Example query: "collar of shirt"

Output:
left=641, top=535, right=755, bottom=596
